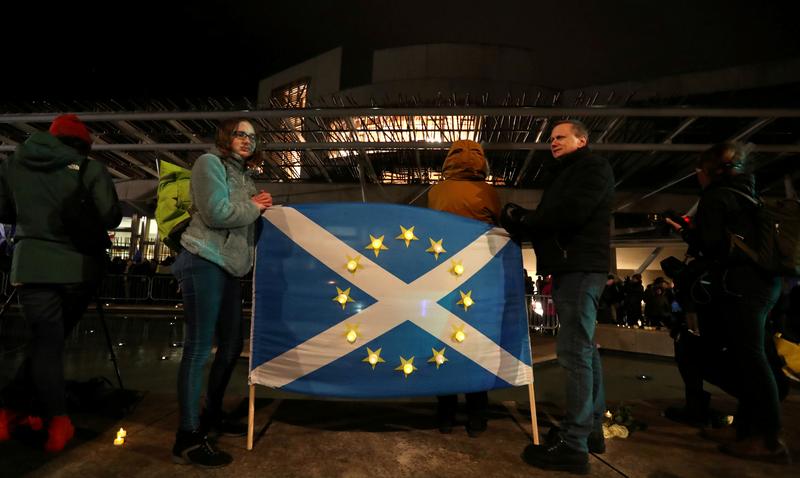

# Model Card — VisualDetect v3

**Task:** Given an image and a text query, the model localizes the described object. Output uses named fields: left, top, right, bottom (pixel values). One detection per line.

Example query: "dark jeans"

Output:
left=172, top=251, right=244, bottom=432
left=715, top=265, right=782, bottom=438
left=2, top=283, right=93, bottom=417
left=552, top=272, right=607, bottom=453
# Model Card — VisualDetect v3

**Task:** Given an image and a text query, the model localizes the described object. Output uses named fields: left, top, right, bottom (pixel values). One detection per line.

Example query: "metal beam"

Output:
left=728, top=117, right=774, bottom=142
left=167, top=119, right=205, bottom=143
left=3, top=107, right=800, bottom=123
left=279, top=117, right=333, bottom=183
left=9, top=141, right=800, bottom=154
left=346, top=117, right=380, bottom=184
left=115, top=120, right=189, bottom=167
left=8, top=122, right=131, bottom=179
left=92, top=136, right=159, bottom=178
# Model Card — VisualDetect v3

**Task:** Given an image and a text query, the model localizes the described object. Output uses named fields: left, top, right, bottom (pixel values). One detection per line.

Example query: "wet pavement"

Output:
left=1, top=310, right=798, bottom=477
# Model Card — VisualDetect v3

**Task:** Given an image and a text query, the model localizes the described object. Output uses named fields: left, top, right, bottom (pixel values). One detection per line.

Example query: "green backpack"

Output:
left=155, top=160, right=192, bottom=252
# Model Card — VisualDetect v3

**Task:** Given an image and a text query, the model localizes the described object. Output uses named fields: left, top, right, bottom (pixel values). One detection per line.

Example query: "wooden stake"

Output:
left=247, top=384, right=255, bottom=450
left=526, top=294, right=540, bottom=444
left=528, top=379, right=539, bottom=444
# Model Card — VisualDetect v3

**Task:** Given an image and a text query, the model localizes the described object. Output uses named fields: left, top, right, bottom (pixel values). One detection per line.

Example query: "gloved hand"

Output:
left=500, top=202, right=529, bottom=240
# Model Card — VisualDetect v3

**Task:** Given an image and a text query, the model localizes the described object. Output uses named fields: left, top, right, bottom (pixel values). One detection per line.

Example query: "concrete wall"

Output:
left=256, top=47, right=342, bottom=107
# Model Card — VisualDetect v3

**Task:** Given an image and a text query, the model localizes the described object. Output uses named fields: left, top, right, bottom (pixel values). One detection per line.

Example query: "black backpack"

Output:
left=61, top=158, right=113, bottom=257
left=723, top=187, right=800, bottom=276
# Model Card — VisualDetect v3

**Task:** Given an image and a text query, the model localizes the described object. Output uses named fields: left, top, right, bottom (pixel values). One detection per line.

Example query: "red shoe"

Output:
left=0, top=408, right=15, bottom=441
left=44, top=416, right=75, bottom=453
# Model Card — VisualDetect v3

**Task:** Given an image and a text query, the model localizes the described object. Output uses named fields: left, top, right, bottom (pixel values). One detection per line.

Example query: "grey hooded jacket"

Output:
left=179, top=152, right=261, bottom=277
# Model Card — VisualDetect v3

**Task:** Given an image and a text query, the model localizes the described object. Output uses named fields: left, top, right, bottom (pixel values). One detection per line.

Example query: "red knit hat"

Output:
left=49, top=114, right=92, bottom=145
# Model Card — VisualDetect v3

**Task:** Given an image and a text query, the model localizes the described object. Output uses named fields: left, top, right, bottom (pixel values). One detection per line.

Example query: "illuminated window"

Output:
left=270, top=79, right=309, bottom=178
left=326, top=116, right=482, bottom=158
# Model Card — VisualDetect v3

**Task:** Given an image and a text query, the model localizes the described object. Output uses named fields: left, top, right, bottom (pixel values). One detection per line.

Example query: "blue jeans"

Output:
left=172, top=251, right=244, bottom=432
left=552, top=272, right=607, bottom=453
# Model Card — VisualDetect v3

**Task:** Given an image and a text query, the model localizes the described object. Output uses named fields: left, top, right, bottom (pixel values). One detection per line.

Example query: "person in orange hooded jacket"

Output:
left=427, top=139, right=500, bottom=436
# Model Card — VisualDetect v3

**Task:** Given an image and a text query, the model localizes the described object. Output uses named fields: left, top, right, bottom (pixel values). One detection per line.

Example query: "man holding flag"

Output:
left=502, top=119, right=614, bottom=474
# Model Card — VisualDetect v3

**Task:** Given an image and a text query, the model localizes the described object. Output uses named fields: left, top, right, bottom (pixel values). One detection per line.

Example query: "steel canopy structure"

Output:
left=1, top=103, right=799, bottom=198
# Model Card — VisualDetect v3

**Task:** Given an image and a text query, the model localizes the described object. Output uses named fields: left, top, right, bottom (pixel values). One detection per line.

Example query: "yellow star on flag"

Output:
left=428, top=347, right=448, bottom=369
left=344, top=323, right=361, bottom=343
left=344, top=255, right=362, bottom=274
left=362, top=347, right=385, bottom=370
left=395, top=356, right=417, bottom=378
left=451, top=324, right=467, bottom=343
left=457, top=290, right=475, bottom=311
left=333, top=287, right=355, bottom=310
left=395, top=225, right=419, bottom=247
left=365, top=234, right=388, bottom=257
left=449, top=259, right=464, bottom=276
left=425, top=238, right=446, bottom=260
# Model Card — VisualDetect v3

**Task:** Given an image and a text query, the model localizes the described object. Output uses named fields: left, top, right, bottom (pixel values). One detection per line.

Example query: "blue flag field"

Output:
left=248, top=203, right=532, bottom=398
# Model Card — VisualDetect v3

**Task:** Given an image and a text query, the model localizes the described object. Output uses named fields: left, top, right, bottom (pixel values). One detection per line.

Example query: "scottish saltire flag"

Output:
left=248, top=203, right=532, bottom=398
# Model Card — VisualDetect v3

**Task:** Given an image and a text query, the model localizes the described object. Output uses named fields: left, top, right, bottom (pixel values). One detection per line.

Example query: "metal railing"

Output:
left=95, top=274, right=253, bottom=306
left=527, top=293, right=559, bottom=335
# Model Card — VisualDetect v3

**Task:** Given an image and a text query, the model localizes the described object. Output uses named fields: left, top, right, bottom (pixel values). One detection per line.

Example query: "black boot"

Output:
left=546, top=426, right=605, bottom=454
left=436, top=396, right=456, bottom=434
left=466, top=416, right=487, bottom=438
left=172, top=429, right=233, bottom=468
left=522, top=439, right=589, bottom=475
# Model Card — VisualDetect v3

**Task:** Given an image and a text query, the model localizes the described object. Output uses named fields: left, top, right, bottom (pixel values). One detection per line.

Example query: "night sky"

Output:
left=2, top=0, right=799, bottom=103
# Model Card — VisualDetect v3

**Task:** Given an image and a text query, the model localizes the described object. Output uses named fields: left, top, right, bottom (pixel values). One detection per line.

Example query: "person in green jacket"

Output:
left=170, top=118, right=272, bottom=468
left=0, top=114, right=122, bottom=452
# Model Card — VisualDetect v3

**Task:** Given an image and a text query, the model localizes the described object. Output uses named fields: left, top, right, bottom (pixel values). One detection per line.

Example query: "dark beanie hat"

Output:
left=49, top=114, right=92, bottom=146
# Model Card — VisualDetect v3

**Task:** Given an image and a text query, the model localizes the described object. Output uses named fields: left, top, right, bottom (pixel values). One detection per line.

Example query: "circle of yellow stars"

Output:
left=329, top=225, right=478, bottom=379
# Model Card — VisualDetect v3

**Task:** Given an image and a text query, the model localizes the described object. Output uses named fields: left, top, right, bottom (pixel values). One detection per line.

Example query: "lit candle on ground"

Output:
left=114, top=437, right=124, bottom=446
left=117, top=428, right=127, bottom=438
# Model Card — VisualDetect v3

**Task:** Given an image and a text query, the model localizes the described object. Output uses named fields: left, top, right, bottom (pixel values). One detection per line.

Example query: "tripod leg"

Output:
left=0, top=288, right=18, bottom=351
left=95, top=300, right=125, bottom=391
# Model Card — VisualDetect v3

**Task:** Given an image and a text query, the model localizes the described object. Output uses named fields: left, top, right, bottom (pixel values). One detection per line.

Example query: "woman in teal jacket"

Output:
left=170, top=118, right=271, bottom=468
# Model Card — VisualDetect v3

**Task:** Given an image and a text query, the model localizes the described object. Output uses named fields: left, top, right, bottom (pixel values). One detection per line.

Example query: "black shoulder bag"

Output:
left=61, top=158, right=113, bottom=257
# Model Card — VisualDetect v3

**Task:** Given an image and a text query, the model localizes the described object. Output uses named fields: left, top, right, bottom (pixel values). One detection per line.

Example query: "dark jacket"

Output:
left=0, top=132, right=122, bottom=284
left=684, top=174, right=757, bottom=266
left=520, top=147, right=614, bottom=274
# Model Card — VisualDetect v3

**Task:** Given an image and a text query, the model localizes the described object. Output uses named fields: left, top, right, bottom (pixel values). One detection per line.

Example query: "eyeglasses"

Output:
left=232, top=130, right=257, bottom=142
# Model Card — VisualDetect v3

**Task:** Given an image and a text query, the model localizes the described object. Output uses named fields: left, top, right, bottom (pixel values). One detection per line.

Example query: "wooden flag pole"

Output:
left=247, top=384, right=255, bottom=450
left=528, top=379, right=540, bottom=444
left=526, top=294, right=540, bottom=444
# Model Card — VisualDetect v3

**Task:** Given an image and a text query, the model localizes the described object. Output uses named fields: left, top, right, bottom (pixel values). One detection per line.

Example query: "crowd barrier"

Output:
left=96, top=274, right=253, bottom=306
left=527, top=294, right=559, bottom=335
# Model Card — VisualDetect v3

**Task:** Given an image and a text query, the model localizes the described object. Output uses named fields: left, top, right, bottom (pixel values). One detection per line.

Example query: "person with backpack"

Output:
left=0, top=114, right=122, bottom=452
left=666, top=142, right=790, bottom=464
left=170, top=118, right=271, bottom=468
